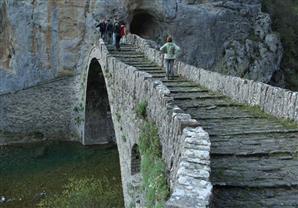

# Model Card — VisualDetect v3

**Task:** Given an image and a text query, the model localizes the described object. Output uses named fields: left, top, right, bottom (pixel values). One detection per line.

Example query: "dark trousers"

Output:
left=107, top=32, right=113, bottom=44
left=115, top=35, right=121, bottom=49
left=100, top=31, right=106, bottom=41
left=165, top=59, right=175, bottom=79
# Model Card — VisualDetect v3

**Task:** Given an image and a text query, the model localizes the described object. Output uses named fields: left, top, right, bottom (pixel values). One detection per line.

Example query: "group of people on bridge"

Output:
left=96, top=17, right=127, bottom=51
left=96, top=17, right=181, bottom=80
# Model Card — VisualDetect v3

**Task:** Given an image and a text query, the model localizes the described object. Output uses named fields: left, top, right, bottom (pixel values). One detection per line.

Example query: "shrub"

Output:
left=38, top=177, right=123, bottom=208
left=136, top=101, right=148, bottom=119
left=139, top=122, right=169, bottom=208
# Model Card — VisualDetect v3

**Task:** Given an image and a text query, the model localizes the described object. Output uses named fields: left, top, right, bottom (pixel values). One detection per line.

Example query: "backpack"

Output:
left=99, top=22, right=106, bottom=32
left=113, top=22, right=121, bottom=35
left=167, top=43, right=176, bottom=57
left=120, top=25, right=126, bottom=37
left=107, top=23, right=113, bottom=33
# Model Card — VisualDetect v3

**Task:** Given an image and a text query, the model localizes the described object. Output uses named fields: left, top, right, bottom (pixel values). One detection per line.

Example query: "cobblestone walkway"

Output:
left=108, top=45, right=298, bottom=208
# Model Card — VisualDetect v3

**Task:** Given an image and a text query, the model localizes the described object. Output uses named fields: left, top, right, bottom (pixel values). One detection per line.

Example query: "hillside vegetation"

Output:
left=262, top=0, right=298, bottom=91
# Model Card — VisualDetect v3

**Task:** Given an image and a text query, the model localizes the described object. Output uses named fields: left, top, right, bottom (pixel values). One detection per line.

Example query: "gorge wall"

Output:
left=125, top=0, right=283, bottom=85
left=0, top=0, right=287, bottom=94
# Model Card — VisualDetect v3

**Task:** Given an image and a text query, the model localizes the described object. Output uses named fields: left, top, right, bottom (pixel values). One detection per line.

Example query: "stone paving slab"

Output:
left=211, top=156, right=298, bottom=187
left=185, top=106, right=263, bottom=119
left=211, top=132, right=298, bottom=155
left=212, top=186, right=298, bottom=208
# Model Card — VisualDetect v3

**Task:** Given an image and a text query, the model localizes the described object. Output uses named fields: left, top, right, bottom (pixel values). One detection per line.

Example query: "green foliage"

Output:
left=136, top=101, right=148, bottom=119
left=262, top=0, right=298, bottom=90
left=139, top=122, right=169, bottom=208
left=139, top=122, right=161, bottom=158
left=38, top=177, right=123, bottom=208
left=240, top=104, right=298, bottom=129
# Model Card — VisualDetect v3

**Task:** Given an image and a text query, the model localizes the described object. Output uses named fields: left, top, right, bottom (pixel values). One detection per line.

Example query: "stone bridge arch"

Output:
left=82, top=56, right=115, bottom=145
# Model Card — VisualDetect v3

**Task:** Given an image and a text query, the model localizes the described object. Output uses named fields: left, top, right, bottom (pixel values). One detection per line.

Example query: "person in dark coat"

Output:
left=96, top=18, right=107, bottom=40
left=106, top=19, right=113, bottom=44
left=113, top=17, right=121, bottom=50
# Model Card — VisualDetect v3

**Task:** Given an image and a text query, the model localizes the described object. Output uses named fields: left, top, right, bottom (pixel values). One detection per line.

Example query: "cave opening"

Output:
left=130, top=10, right=160, bottom=39
left=85, top=58, right=115, bottom=145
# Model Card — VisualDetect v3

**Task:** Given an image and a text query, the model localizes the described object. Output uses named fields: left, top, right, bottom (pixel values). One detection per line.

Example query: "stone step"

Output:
left=127, top=63, right=156, bottom=66
left=161, top=79, right=189, bottom=83
left=174, top=98, right=241, bottom=109
left=123, top=62, right=157, bottom=67
left=210, top=132, right=298, bottom=156
left=170, top=89, right=209, bottom=94
left=148, top=77, right=183, bottom=82
left=209, top=129, right=298, bottom=137
left=136, top=67, right=164, bottom=73
left=112, top=54, right=145, bottom=59
left=185, top=106, right=265, bottom=120
left=107, top=46, right=139, bottom=53
left=167, top=86, right=208, bottom=93
left=211, top=156, right=298, bottom=187
left=172, top=92, right=225, bottom=100
left=150, top=75, right=180, bottom=79
left=200, top=118, right=294, bottom=135
left=164, top=83, right=199, bottom=88
left=212, top=186, right=298, bottom=208
left=109, top=51, right=140, bottom=55
left=119, top=58, right=148, bottom=63
left=144, top=72, right=166, bottom=76
left=142, top=70, right=165, bottom=74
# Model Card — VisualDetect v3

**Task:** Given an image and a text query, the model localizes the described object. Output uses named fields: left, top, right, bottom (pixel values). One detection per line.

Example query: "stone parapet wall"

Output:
left=125, top=34, right=298, bottom=123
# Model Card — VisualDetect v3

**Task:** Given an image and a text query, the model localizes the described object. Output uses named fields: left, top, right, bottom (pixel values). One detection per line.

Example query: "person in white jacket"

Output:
left=160, top=36, right=181, bottom=80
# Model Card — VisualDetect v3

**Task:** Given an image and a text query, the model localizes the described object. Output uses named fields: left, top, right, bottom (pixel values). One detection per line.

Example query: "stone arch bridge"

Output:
left=1, top=34, right=298, bottom=207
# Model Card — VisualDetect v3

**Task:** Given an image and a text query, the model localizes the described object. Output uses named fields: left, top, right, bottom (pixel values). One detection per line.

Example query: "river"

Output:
left=0, top=141, right=123, bottom=208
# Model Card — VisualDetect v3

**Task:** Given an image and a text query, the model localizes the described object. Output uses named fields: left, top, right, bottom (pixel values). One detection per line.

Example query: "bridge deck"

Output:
left=107, top=45, right=298, bottom=208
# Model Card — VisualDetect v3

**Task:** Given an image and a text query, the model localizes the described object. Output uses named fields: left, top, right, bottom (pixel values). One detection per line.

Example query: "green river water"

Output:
left=0, top=141, right=124, bottom=208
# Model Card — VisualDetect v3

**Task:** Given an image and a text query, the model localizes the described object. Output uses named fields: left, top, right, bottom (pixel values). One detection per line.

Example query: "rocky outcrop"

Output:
left=221, top=13, right=283, bottom=83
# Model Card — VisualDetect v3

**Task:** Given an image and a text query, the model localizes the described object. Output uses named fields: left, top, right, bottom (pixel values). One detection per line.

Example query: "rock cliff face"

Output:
left=126, top=0, right=283, bottom=83
left=0, top=0, right=282, bottom=93
left=0, top=0, right=124, bottom=93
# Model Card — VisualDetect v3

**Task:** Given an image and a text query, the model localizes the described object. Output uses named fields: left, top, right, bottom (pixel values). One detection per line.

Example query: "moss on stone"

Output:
left=239, top=104, right=298, bottom=129
left=136, top=101, right=148, bottom=119
left=139, top=121, right=169, bottom=208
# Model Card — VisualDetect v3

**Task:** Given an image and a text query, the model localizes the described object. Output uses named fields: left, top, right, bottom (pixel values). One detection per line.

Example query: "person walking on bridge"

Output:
left=113, top=17, right=121, bottom=50
left=160, top=36, right=181, bottom=80
left=96, top=18, right=107, bottom=41
left=106, top=19, right=113, bottom=44
left=120, top=22, right=127, bottom=45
